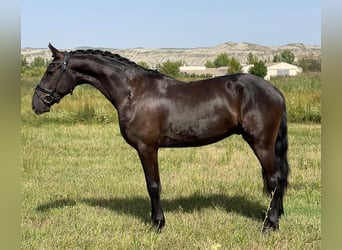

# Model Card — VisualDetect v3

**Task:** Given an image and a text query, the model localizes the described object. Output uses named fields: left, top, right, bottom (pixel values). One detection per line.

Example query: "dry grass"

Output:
left=21, top=122, right=320, bottom=249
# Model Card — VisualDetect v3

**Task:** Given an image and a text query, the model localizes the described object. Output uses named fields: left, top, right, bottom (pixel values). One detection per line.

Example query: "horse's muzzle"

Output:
left=32, top=93, right=51, bottom=115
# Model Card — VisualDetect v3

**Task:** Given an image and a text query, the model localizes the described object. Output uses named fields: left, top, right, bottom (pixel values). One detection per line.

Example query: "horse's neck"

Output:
left=72, top=57, right=131, bottom=109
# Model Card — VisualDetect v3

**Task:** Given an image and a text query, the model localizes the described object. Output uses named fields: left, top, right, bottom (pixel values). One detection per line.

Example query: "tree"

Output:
left=249, top=60, right=267, bottom=78
left=21, top=56, right=29, bottom=74
left=21, top=56, right=28, bottom=68
left=31, top=56, right=48, bottom=68
left=157, top=60, right=182, bottom=78
left=205, top=60, right=215, bottom=68
left=273, top=50, right=295, bottom=64
left=21, top=56, right=48, bottom=77
left=247, top=52, right=259, bottom=65
left=296, top=54, right=321, bottom=72
left=272, top=54, right=280, bottom=63
left=213, top=53, right=229, bottom=67
left=205, top=53, right=230, bottom=68
left=227, top=57, right=242, bottom=74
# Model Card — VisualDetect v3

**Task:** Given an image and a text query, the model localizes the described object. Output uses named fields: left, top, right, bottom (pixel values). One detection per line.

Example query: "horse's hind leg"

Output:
left=252, top=145, right=284, bottom=231
left=242, top=133, right=286, bottom=232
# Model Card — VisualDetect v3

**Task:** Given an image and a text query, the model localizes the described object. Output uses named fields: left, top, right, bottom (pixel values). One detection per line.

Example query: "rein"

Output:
left=35, top=52, right=73, bottom=105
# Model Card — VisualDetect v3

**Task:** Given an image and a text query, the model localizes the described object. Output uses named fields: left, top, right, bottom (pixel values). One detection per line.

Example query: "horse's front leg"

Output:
left=137, top=144, right=165, bottom=231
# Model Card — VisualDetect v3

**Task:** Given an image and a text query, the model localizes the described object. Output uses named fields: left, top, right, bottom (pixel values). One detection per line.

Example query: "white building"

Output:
left=265, top=62, right=303, bottom=80
left=179, top=65, right=206, bottom=71
left=179, top=65, right=228, bottom=77
left=180, top=62, right=303, bottom=80
left=242, top=62, right=303, bottom=80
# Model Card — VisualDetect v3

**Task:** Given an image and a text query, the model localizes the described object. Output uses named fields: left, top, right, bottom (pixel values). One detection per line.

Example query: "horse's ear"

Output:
left=48, top=43, right=62, bottom=58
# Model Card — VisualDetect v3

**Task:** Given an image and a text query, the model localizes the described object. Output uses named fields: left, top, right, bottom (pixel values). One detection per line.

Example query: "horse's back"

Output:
left=161, top=74, right=285, bottom=146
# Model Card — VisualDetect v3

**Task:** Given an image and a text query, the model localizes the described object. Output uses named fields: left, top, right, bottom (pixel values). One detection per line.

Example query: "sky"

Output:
left=21, top=0, right=321, bottom=49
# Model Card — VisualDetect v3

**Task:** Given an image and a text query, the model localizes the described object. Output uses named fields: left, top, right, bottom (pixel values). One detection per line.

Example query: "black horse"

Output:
left=32, top=44, right=289, bottom=232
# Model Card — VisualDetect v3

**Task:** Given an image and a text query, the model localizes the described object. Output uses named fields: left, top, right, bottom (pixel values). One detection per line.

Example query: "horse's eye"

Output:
left=49, top=63, right=57, bottom=69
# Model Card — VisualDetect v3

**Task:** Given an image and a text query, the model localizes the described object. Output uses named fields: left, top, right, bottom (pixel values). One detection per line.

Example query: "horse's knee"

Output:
left=146, top=179, right=161, bottom=196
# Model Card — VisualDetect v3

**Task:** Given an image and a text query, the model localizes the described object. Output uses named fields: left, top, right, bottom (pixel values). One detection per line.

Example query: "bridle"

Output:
left=35, top=52, right=73, bottom=105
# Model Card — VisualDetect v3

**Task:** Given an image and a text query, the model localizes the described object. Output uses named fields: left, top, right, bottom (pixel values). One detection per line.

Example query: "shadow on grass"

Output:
left=37, top=193, right=265, bottom=223
left=37, top=198, right=77, bottom=212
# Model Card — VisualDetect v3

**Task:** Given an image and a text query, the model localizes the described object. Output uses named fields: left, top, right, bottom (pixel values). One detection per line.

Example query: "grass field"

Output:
left=21, top=73, right=321, bottom=249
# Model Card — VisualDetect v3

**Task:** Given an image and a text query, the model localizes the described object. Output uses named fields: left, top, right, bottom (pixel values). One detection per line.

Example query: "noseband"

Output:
left=35, top=52, right=73, bottom=105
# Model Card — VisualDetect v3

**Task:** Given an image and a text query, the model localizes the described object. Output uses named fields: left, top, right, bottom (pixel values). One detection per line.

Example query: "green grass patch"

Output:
left=272, top=72, right=321, bottom=123
left=21, top=122, right=321, bottom=249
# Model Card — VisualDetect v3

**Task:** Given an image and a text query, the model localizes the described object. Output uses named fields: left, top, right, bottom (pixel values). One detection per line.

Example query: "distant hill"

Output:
left=21, top=42, right=321, bottom=67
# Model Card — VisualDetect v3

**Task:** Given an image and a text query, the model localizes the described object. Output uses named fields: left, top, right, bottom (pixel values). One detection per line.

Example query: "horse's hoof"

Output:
left=262, top=219, right=279, bottom=233
left=151, top=218, right=165, bottom=233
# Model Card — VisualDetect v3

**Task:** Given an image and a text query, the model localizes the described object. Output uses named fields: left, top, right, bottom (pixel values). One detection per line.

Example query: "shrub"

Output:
left=206, top=53, right=230, bottom=68
left=157, top=60, right=182, bottom=78
left=227, top=57, right=242, bottom=74
left=296, top=54, right=321, bottom=72
left=249, top=60, right=267, bottom=78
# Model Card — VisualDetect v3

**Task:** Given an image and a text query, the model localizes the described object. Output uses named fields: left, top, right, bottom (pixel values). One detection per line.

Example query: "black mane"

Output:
left=70, top=49, right=160, bottom=75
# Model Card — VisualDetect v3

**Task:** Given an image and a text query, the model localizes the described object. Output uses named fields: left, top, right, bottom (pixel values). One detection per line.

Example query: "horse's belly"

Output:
left=160, top=114, right=238, bottom=147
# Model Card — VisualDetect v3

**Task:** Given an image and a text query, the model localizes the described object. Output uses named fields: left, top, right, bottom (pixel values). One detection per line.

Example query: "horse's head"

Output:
left=32, top=43, right=76, bottom=115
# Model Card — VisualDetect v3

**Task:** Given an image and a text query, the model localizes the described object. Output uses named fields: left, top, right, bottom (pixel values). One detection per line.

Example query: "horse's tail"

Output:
left=275, top=103, right=290, bottom=192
